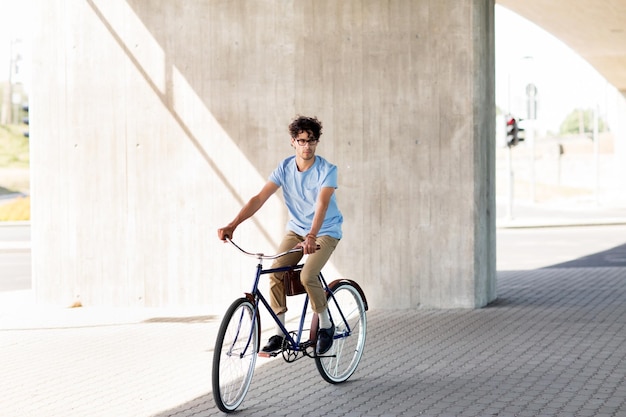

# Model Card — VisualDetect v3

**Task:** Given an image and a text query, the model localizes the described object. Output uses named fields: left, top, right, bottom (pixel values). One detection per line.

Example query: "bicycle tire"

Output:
left=315, top=281, right=367, bottom=383
left=212, top=297, right=258, bottom=413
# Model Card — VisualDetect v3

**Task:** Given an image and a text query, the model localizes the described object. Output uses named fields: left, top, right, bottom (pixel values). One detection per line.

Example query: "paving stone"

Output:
left=2, top=267, right=626, bottom=416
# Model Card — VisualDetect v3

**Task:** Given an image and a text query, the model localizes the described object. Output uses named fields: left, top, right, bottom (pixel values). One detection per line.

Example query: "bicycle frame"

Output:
left=231, top=241, right=353, bottom=360
left=249, top=263, right=310, bottom=353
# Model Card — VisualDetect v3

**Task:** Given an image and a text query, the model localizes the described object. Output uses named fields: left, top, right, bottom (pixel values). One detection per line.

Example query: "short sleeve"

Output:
left=268, top=163, right=284, bottom=187
left=322, top=164, right=338, bottom=188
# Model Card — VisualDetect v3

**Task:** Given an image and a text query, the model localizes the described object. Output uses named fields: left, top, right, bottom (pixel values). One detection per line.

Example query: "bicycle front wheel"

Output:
left=212, top=297, right=258, bottom=413
left=315, top=281, right=367, bottom=383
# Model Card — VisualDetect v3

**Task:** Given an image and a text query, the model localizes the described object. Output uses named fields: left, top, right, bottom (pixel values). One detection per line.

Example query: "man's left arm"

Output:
left=302, top=186, right=335, bottom=254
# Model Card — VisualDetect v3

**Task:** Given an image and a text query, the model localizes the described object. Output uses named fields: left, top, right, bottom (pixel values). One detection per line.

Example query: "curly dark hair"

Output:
left=288, top=115, right=323, bottom=140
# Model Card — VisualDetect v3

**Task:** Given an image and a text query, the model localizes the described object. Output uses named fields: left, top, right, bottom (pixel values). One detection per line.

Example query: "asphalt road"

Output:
left=0, top=223, right=31, bottom=292
left=0, top=251, right=30, bottom=291
left=496, top=224, right=626, bottom=270
left=2, top=224, right=626, bottom=292
left=0, top=222, right=29, bottom=242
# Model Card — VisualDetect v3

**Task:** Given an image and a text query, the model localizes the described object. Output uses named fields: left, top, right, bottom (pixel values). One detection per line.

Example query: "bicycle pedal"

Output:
left=258, top=350, right=280, bottom=358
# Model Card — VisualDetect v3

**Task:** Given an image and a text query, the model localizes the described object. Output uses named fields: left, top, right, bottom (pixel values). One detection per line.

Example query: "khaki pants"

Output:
left=269, top=231, right=339, bottom=314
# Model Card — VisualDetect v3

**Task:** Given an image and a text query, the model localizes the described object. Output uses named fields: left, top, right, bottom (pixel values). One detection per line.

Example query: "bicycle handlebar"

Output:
left=226, top=237, right=320, bottom=260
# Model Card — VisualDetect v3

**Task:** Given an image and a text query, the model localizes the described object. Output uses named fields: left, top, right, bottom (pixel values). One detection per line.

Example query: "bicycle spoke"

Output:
left=213, top=298, right=258, bottom=412
left=315, top=282, right=367, bottom=383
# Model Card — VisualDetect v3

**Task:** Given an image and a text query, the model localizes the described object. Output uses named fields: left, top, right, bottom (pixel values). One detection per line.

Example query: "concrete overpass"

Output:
left=498, top=0, right=626, bottom=94
left=29, top=1, right=625, bottom=312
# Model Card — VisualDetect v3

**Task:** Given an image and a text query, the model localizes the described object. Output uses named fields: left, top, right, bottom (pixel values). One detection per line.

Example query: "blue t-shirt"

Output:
left=269, top=155, right=343, bottom=239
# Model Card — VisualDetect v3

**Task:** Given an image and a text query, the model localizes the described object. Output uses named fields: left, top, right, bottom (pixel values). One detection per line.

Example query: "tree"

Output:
left=559, top=108, right=608, bottom=136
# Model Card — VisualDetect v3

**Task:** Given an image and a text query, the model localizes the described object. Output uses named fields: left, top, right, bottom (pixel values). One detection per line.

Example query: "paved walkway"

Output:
left=2, top=264, right=626, bottom=417
left=2, top=201, right=626, bottom=416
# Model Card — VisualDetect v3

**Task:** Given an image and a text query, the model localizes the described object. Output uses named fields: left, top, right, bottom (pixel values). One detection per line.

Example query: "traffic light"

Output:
left=517, top=121, right=525, bottom=143
left=505, top=114, right=518, bottom=147
left=21, top=104, right=29, bottom=138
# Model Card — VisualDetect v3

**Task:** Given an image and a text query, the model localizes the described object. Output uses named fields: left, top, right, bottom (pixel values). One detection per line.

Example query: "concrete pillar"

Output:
left=30, top=0, right=496, bottom=310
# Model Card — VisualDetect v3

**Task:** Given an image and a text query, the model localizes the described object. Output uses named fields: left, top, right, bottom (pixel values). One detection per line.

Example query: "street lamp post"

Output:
left=526, top=83, right=538, bottom=203
left=5, top=38, right=23, bottom=125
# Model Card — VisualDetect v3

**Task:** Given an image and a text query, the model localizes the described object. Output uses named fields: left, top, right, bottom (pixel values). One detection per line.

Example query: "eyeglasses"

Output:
left=295, top=138, right=319, bottom=146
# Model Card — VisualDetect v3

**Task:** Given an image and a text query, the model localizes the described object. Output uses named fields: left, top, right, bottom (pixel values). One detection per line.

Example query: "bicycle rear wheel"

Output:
left=212, top=297, right=258, bottom=413
left=315, top=281, right=367, bottom=383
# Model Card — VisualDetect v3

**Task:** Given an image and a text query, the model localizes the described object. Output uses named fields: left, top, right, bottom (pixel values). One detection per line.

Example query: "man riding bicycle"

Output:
left=217, top=115, right=342, bottom=355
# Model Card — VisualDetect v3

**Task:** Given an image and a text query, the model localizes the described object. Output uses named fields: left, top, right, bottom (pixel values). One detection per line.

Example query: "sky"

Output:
left=494, top=5, right=614, bottom=134
left=0, top=2, right=614, bottom=134
left=0, top=0, right=31, bottom=89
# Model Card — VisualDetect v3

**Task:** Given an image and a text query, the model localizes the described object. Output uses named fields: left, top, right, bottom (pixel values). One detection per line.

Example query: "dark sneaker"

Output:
left=262, top=335, right=284, bottom=352
left=316, top=325, right=335, bottom=355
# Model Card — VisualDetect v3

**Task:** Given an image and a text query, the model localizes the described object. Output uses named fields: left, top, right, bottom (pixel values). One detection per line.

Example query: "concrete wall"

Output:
left=30, top=0, right=496, bottom=311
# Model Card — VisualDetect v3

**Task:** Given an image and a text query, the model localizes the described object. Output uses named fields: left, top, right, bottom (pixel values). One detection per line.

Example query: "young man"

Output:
left=217, top=115, right=342, bottom=355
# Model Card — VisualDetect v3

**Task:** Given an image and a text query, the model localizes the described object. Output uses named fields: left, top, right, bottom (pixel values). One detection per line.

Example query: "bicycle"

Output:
left=212, top=238, right=368, bottom=413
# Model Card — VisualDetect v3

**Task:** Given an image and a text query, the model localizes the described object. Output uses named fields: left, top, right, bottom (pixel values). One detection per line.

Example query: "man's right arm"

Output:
left=217, top=181, right=279, bottom=240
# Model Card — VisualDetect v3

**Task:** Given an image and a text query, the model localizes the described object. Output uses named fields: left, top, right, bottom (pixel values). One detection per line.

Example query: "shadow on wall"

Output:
left=85, top=0, right=283, bottom=246
left=120, top=0, right=304, bottom=174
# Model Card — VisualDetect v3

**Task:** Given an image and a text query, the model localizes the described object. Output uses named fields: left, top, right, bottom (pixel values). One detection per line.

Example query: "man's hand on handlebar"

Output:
left=296, top=237, right=319, bottom=255
left=217, top=226, right=235, bottom=242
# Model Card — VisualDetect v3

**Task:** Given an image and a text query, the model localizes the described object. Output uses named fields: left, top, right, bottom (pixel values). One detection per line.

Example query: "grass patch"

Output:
left=0, top=124, right=29, bottom=168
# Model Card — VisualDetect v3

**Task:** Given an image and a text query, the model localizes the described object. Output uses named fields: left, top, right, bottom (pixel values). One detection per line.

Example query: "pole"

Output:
left=525, top=83, right=538, bottom=204
left=529, top=122, right=535, bottom=203
left=593, top=105, right=599, bottom=204
left=507, top=145, right=514, bottom=220
left=5, top=39, right=15, bottom=125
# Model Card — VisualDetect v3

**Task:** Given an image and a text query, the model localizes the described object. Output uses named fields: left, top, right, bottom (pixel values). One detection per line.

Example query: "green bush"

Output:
left=559, top=108, right=608, bottom=136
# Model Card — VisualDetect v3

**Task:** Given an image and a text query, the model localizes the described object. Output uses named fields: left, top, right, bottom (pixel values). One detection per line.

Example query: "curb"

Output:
left=0, top=221, right=31, bottom=226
